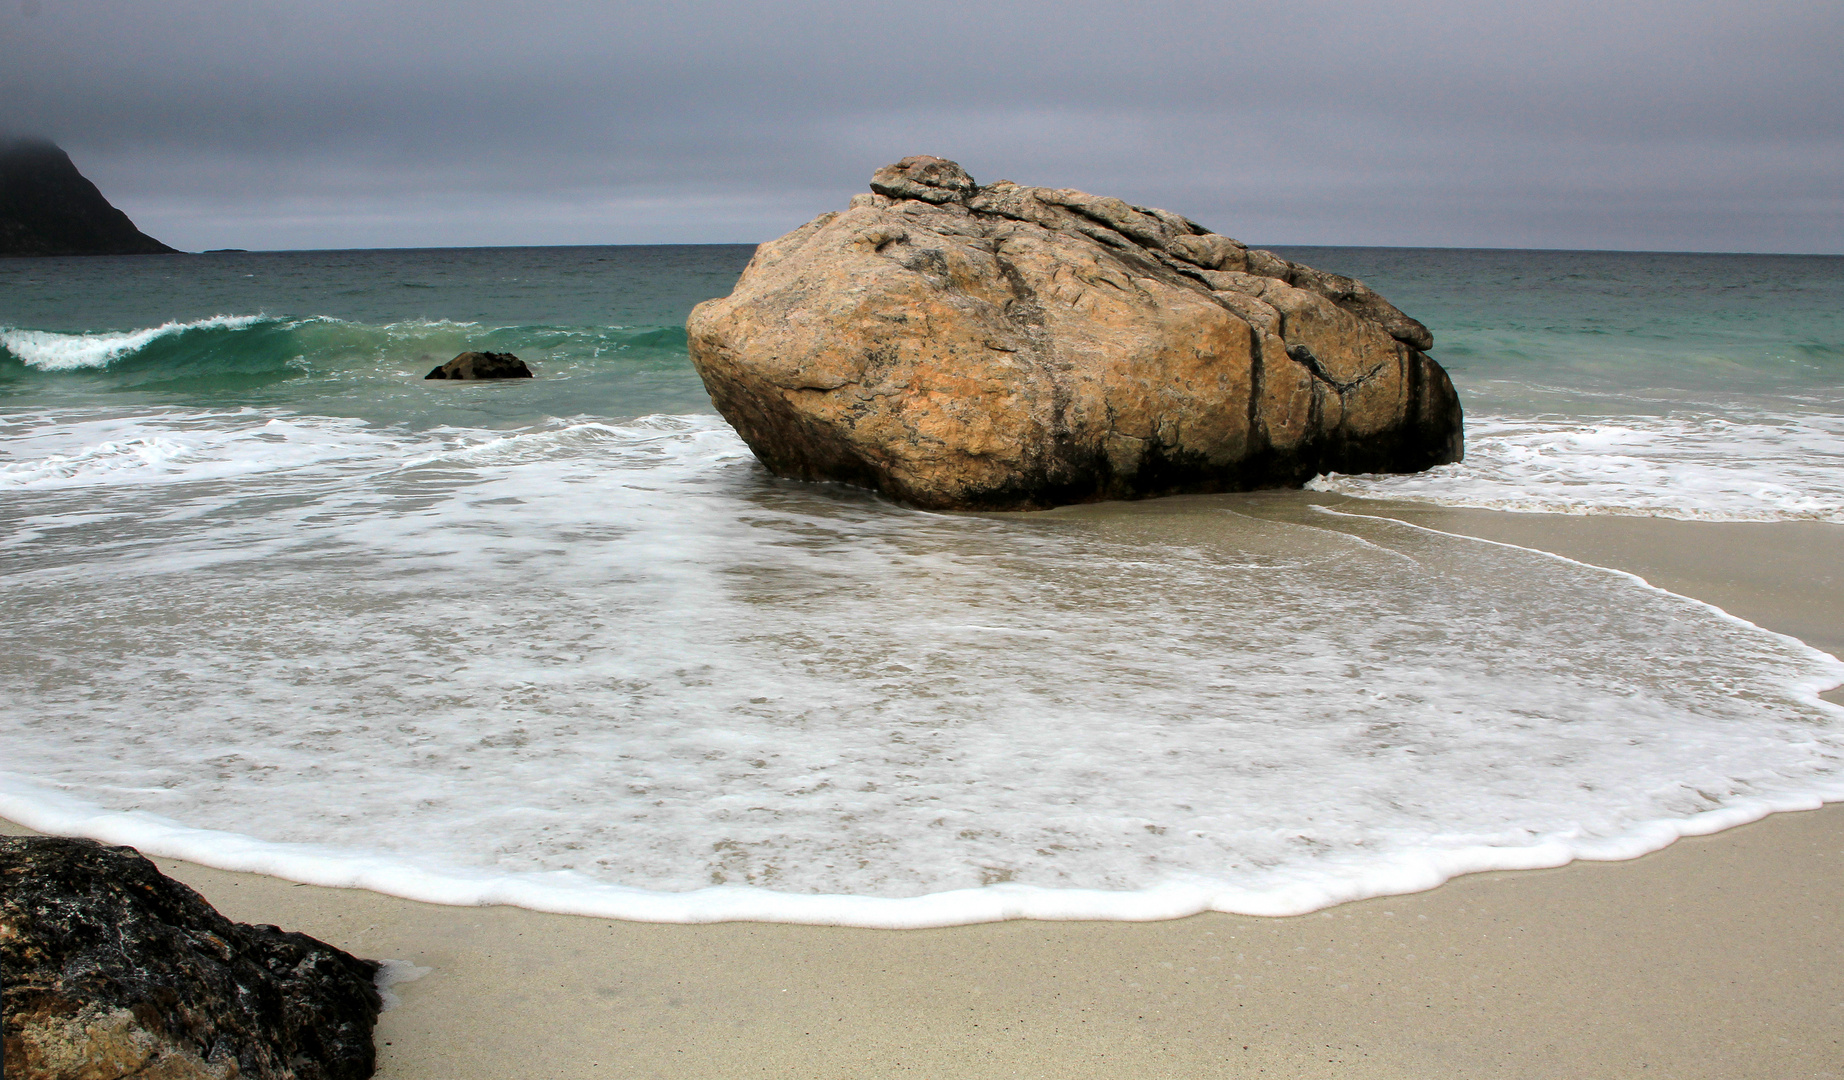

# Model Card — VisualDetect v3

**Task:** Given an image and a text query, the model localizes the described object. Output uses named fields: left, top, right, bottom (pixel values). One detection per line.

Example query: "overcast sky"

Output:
left=4, top=0, right=1839, bottom=252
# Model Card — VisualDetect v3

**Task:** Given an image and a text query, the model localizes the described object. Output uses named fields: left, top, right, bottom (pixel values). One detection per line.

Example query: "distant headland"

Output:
left=0, top=138, right=178, bottom=257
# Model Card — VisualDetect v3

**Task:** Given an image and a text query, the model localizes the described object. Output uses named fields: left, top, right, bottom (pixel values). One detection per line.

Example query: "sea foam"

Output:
left=0, top=411, right=407, bottom=488
left=1, top=412, right=1839, bottom=926
left=1310, top=411, right=1844, bottom=523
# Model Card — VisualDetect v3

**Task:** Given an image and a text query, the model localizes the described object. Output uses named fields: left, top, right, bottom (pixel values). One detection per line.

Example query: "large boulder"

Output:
left=1, top=836, right=382, bottom=1080
left=688, top=155, right=1462, bottom=511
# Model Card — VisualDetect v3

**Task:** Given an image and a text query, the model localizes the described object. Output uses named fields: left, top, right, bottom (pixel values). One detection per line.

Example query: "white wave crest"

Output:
left=0, top=315, right=273, bottom=371
left=1309, top=412, right=1844, bottom=523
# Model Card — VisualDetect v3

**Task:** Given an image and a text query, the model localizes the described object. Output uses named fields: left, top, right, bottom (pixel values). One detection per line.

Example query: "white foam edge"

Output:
left=4, top=512, right=1840, bottom=928
left=6, top=776, right=1843, bottom=928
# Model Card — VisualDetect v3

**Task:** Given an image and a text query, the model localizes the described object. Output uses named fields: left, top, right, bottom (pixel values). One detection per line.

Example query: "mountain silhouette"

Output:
left=1, top=139, right=178, bottom=256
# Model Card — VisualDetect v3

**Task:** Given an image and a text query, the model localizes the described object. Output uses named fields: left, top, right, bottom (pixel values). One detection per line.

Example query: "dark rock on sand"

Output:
left=688, top=155, right=1462, bottom=511
left=0, top=835, right=382, bottom=1080
left=425, top=351, right=533, bottom=380
left=0, top=139, right=179, bottom=257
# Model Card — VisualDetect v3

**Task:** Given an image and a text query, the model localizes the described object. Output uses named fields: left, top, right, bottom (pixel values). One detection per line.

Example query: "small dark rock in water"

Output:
left=424, top=351, right=533, bottom=380
left=0, top=836, right=382, bottom=1080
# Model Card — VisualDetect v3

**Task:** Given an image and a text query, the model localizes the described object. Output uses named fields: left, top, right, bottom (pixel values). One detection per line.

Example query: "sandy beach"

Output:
left=8, top=503, right=1843, bottom=1079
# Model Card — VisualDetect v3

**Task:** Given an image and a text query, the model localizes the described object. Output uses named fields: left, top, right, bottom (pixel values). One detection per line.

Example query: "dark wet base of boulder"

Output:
left=1, top=836, right=381, bottom=1080
left=715, top=342, right=1461, bottom=513
left=425, top=351, right=533, bottom=380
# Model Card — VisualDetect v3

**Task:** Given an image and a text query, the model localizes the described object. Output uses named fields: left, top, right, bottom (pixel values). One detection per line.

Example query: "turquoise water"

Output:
left=5, top=244, right=1840, bottom=425
left=1287, top=247, right=1844, bottom=416
left=0, top=246, right=752, bottom=428
left=1, top=244, right=1840, bottom=925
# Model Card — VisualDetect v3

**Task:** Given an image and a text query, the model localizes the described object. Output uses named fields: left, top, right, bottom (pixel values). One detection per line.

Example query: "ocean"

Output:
left=2, top=244, right=1840, bottom=926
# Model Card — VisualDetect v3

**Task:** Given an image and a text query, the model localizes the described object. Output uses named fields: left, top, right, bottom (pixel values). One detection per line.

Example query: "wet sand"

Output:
left=8, top=505, right=1843, bottom=1078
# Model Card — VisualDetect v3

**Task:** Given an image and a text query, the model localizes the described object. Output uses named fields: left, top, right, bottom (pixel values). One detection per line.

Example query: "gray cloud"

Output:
left=4, top=0, right=1839, bottom=251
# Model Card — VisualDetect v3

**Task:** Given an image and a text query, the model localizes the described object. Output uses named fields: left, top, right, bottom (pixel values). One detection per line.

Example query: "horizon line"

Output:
left=13, top=241, right=1842, bottom=260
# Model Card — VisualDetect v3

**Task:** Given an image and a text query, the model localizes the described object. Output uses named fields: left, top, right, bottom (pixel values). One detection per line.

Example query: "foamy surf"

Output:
left=2, top=413, right=1840, bottom=926
left=0, top=410, right=406, bottom=488
left=5, top=769, right=1841, bottom=927
left=1310, top=411, right=1844, bottom=522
